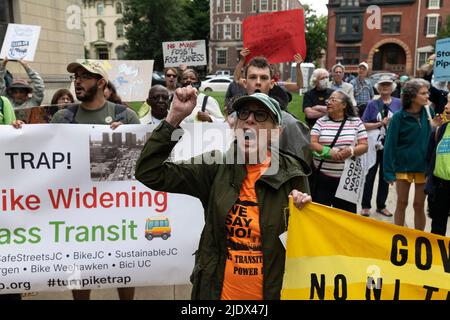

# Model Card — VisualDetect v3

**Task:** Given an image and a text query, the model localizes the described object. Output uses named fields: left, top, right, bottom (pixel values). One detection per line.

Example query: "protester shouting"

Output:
left=135, top=88, right=311, bottom=300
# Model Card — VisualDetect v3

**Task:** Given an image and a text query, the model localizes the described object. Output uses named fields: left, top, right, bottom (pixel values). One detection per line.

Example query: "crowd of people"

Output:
left=1, top=50, right=449, bottom=301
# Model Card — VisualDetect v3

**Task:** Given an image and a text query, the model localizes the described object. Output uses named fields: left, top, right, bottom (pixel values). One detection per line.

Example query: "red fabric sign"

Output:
left=243, top=9, right=306, bottom=64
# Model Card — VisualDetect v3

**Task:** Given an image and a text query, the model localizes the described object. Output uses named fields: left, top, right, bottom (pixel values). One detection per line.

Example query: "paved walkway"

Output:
left=24, top=181, right=449, bottom=300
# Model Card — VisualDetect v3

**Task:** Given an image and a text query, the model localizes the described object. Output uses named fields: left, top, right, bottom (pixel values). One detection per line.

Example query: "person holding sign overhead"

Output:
left=234, top=48, right=305, bottom=94
left=0, top=58, right=45, bottom=123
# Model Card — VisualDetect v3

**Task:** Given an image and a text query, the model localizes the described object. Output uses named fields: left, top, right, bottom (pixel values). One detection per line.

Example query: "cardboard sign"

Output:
left=162, top=40, right=207, bottom=67
left=0, top=24, right=41, bottom=61
left=434, top=37, right=450, bottom=82
left=71, top=60, right=154, bottom=102
left=243, top=9, right=306, bottom=64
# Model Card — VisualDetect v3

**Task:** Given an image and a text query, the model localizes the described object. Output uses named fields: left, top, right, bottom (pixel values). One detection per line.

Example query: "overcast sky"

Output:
left=301, top=0, right=328, bottom=16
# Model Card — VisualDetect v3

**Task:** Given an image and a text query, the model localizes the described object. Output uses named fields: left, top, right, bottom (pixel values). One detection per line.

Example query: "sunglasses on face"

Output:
left=165, top=74, right=177, bottom=78
left=237, top=108, right=272, bottom=122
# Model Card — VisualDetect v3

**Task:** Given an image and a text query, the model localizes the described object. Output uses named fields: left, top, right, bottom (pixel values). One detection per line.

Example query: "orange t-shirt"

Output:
left=221, top=158, right=271, bottom=300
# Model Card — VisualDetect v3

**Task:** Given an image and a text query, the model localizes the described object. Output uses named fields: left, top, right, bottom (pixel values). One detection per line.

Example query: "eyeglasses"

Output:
left=165, top=74, right=177, bottom=78
left=237, top=109, right=272, bottom=122
left=326, top=98, right=343, bottom=104
left=70, top=73, right=99, bottom=81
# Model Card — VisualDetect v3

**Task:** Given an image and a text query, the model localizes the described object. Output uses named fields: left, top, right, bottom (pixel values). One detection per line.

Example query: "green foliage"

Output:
left=122, top=0, right=210, bottom=71
left=437, top=15, right=450, bottom=40
left=303, top=5, right=328, bottom=64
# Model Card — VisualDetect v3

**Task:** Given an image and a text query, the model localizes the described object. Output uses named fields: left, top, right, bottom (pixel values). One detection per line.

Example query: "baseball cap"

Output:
left=6, top=79, right=33, bottom=94
left=232, top=93, right=283, bottom=125
left=67, top=60, right=109, bottom=82
left=358, top=62, right=369, bottom=70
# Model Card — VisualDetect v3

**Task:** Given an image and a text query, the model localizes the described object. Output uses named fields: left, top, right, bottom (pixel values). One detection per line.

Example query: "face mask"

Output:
left=318, top=79, right=328, bottom=88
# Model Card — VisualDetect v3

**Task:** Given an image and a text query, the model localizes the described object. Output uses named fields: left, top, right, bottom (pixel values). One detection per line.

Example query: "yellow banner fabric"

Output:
left=281, top=201, right=450, bottom=300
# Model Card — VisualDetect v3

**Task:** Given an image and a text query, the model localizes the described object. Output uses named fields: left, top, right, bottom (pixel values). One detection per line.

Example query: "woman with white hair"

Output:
left=302, top=68, right=334, bottom=128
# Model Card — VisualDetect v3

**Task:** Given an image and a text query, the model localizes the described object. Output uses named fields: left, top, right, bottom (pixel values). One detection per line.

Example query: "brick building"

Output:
left=326, top=0, right=450, bottom=76
left=209, top=0, right=302, bottom=78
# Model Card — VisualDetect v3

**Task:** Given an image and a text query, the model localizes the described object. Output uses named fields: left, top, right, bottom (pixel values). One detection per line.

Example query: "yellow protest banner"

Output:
left=281, top=201, right=450, bottom=300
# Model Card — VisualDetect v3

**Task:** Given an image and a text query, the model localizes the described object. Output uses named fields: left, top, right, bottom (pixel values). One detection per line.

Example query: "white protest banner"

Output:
left=162, top=40, right=207, bottom=67
left=71, top=60, right=154, bottom=102
left=434, top=37, right=450, bottom=82
left=0, top=24, right=41, bottom=61
left=0, top=123, right=232, bottom=294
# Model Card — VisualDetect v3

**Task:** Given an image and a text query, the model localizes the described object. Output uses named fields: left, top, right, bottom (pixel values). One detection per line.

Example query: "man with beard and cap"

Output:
left=140, top=85, right=170, bottom=125
left=51, top=60, right=139, bottom=127
left=51, top=60, right=139, bottom=300
left=135, top=86, right=312, bottom=300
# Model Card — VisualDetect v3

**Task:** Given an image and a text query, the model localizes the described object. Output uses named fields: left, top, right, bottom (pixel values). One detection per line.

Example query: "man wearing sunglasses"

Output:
left=136, top=87, right=311, bottom=300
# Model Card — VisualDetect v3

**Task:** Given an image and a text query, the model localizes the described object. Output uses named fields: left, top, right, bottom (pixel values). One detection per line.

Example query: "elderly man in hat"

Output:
left=0, top=58, right=45, bottom=122
left=360, top=75, right=402, bottom=217
left=135, top=87, right=312, bottom=300
left=350, top=62, right=374, bottom=117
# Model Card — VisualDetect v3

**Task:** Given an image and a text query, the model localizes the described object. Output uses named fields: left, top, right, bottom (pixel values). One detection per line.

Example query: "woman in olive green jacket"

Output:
left=136, top=88, right=311, bottom=300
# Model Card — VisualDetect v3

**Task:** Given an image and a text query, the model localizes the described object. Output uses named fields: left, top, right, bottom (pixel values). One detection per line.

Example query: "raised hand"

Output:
left=294, top=53, right=304, bottom=64
left=165, top=86, right=198, bottom=127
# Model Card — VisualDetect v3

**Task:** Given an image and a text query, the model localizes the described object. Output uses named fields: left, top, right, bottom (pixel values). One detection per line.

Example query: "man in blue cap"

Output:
left=135, top=86, right=311, bottom=300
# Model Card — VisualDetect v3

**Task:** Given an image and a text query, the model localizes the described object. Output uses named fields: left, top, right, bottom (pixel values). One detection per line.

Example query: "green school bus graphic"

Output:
left=145, top=217, right=171, bottom=241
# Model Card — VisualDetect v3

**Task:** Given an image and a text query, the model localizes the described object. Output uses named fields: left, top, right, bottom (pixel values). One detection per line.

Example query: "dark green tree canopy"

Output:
left=122, top=0, right=209, bottom=70
left=303, top=5, right=328, bottom=64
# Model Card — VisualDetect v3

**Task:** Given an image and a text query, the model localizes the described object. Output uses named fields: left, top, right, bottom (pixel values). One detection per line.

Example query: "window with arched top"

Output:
left=115, top=20, right=125, bottom=39
left=116, top=2, right=123, bottom=14
left=96, top=20, right=105, bottom=39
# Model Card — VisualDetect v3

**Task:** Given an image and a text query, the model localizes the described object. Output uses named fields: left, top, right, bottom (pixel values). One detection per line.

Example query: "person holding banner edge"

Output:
left=135, top=86, right=312, bottom=300
left=54, top=60, right=138, bottom=300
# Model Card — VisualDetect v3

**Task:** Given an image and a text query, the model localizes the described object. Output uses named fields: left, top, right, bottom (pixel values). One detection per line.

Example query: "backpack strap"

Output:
left=113, top=103, right=128, bottom=122
left=61, top=104, right=80, bottom=123
left=201, top=95, right=209, bottom=112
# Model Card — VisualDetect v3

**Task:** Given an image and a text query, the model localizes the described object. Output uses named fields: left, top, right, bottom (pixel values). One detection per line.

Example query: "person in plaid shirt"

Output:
left=350, top=62, right=374, bottom=117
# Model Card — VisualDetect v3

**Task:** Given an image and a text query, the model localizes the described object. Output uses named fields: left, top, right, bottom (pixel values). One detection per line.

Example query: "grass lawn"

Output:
left=128, top=91, right=305, bottom=123
left=207, top=91, right=305, bottom=122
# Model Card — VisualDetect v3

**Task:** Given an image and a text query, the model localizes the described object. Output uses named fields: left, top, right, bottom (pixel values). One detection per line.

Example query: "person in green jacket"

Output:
left=0, top=95, right=16, bottom=124
left=135, top=86, right=311, bottom=300
left=383, top=78, right=436, bottom=231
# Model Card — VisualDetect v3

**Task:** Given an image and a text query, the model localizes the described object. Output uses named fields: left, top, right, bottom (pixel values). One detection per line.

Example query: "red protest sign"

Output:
left=243, top=9, right=306, bottom=64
